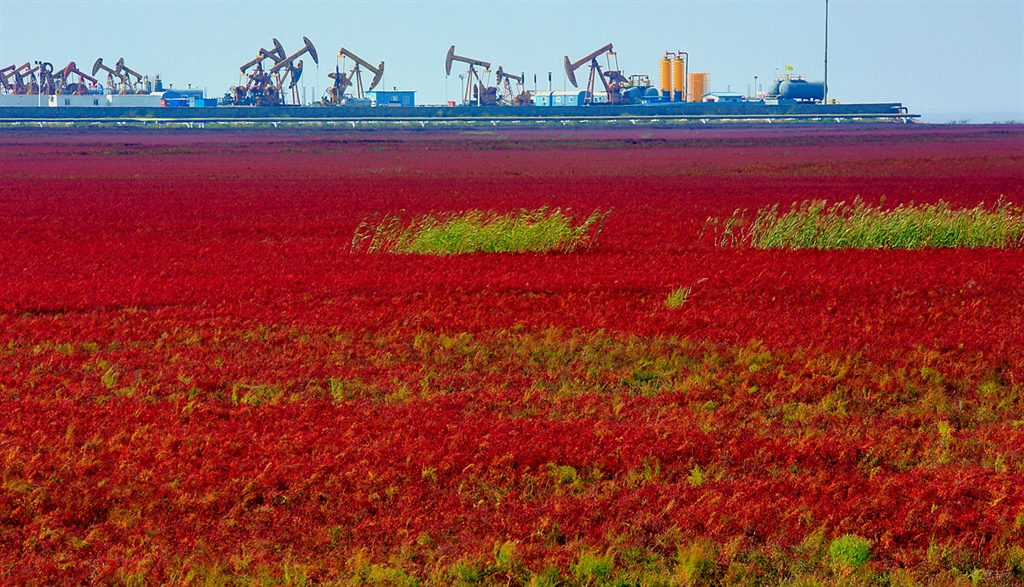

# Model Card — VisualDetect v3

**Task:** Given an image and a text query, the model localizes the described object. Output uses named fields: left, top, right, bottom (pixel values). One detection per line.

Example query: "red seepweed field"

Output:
left=0, top=125, right=1022, bottom=585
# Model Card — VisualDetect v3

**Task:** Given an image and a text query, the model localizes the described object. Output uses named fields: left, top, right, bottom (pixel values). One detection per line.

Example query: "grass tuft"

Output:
left=666, top=279, right=707, bottom=308
left=352, top=206, right=609, bottom=254
left=829, top=534, right=872, bottom=572
left=706, top=198, right=1024, bottom=249
left=665, top=287, right=692, bottom=308
left=571, top=548, right=615, bottom=585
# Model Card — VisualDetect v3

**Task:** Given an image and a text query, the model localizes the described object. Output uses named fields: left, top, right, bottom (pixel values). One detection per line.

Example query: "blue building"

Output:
left=370, top=90, right=415, bottom=107
left=159, top=88, right=206, bottom=107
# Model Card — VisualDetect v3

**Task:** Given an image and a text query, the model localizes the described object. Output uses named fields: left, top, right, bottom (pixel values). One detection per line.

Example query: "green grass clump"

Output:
left=665, top=279, right=706, bottom=308
left=828, top=534, right=872, bottom=572
left=570, top=549, right=615, bottom=585
left=711, top=198, right=1024, bottom=249
left=665, top=287, right=693, bottom=308
left=352, top=207, right=609, bottom=254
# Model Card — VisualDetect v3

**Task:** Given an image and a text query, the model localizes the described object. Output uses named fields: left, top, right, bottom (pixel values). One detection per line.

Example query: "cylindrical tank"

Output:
left=778, top=79, right=826, bottom=102
left=672, top=56, right=685, bottom=101
left=622, top=86, right=644, bottom=104
left=659, top=56, right=672, bottom=98
left=687, top=73, right=709, bottom=102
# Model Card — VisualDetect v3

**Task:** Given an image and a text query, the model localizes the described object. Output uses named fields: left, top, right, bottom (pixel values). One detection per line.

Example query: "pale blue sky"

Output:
left=1, top=1, right=1021, bottom=121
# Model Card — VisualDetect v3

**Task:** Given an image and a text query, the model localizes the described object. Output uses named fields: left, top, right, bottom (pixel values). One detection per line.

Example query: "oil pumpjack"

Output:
left=0, top=63, right=33, bottom=94
left=92, top=58, right=149, bottom=94
left=564, top=43, right=628, bottom=105
left=51, top=62, right=98, bottom=95
left=0, top=60, right=99, bottom=96
left=269, top=39, right=319, bottom=105
left=92, top=58, right=128, bottom=94
left=495, top=66, right=531, bottom=106
left=325, top=47, right=384, bottom=105
left=232, top=37, right=318, bottom=106
left=445, top=45, right=497, bottom=106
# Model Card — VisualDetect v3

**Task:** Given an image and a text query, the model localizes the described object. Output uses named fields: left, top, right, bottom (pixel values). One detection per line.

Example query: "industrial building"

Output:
left=370, top=90, right=415, bottom=107
left=1, top=89, right=211, bottom=108
left=702, top=92, right=744, bottom=103
left=533, top=91, right=606, bottom=107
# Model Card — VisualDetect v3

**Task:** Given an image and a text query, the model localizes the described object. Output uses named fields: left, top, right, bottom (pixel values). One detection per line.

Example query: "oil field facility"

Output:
left=0, top=37, right=916, bottom=124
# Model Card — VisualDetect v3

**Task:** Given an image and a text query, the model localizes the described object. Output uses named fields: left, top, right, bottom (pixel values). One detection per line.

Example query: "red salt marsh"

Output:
left=0, top=125, right=1022, bottom=585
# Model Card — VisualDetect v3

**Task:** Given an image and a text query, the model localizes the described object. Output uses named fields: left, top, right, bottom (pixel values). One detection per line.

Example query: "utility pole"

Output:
left=824, top=0, right=829, bottom=104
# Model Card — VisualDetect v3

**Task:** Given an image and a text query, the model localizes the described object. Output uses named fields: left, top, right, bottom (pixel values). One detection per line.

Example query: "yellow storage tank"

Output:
left=688, top=72, right=709, bottom=102
left=659, top=56, right=672, bottom=96
left=672, top=56, right=685, bottom=101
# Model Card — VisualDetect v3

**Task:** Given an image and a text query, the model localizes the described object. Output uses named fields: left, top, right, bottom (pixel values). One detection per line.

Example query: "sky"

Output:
left=1, top=0, right=1022, bottom=122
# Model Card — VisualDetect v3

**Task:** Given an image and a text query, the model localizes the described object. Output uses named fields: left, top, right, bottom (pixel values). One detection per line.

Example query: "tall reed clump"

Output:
left=352, top=207, right=610, bottom=254
left=707, top=198, right=1024, bottom=249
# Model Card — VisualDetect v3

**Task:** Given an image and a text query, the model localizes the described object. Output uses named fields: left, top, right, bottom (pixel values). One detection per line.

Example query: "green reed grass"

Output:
left=352, top=207, right=609, bottom=254
left=708, top=198, right=1024, bottom=249
left=665, top=279, right=707, bottom=308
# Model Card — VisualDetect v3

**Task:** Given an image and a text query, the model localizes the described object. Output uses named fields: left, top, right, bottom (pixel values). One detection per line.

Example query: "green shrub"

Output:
left=549, top=463, right=578, bottom=486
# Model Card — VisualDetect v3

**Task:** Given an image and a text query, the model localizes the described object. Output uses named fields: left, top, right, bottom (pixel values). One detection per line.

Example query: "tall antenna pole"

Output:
left=824, top=0, right=829, bottom=104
